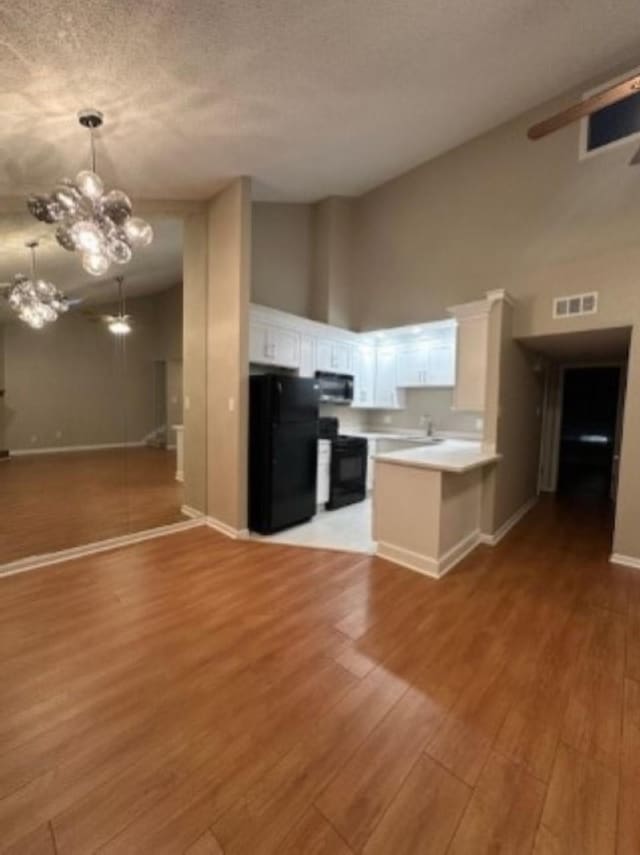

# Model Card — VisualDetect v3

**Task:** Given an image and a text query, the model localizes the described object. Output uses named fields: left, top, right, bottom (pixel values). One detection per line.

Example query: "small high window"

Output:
left=586, top=89, right=640, bottom=152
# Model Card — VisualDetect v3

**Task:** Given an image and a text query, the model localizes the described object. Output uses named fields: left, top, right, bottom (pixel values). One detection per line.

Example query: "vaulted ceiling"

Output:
left=2, top=0, right=640, bottom=203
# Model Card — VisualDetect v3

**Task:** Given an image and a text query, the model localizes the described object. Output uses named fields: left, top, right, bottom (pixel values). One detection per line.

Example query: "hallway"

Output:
left=0, top=498, right=637, bottom=854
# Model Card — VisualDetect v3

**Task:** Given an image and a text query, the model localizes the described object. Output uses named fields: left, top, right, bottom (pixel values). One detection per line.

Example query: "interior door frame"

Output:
left=538, top=359, right=628, bottom=496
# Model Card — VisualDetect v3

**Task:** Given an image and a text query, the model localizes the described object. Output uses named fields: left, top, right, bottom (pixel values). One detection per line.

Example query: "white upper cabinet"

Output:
left=396, top=335, right=455, bottom=388
left=426, top=339, right=456, bottom=386
left=298, top=334, right=316, bottom=378
left=249, top=304, right=470, bottom=412
left=374, top=347, right=405, bottom=409
left=396, top=341, right=429, bottom=387
left=353, top=344, right=376, bottom=406
left=249, top=318, right=300, bottom=369
left=316, top=338, right=352, bottom=374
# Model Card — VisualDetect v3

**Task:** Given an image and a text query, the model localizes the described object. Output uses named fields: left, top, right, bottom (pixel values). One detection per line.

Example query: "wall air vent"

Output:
left=553, top=292, right=598, bottom=320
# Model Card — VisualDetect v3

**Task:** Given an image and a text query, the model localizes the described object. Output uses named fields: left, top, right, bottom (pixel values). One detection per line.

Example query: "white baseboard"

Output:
left=10, top=441, right=146, bottom=457
left=180, top=504, right=203, bottom=520
left=377, top=529, right=481, bottom=580
left=480, top=496, right=538, bottom=546
left=0, top=518, right=206, bottom=578
left=439, top=529, right=483, bottom=575
left=610, top=553, right=640, bottom=570
left=377, top=542, right=439, bottom=578
left=206, top=516, right=249, bottom=540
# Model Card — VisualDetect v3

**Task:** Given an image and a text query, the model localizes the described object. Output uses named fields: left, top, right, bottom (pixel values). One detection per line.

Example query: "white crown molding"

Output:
left=485, top=288, right=515, bottom=307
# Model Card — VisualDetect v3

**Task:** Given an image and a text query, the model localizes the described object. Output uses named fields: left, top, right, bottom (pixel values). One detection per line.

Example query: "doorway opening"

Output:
left=557, top=366, right=621, bottom=503
left=531, top=326, right=631, bottom=546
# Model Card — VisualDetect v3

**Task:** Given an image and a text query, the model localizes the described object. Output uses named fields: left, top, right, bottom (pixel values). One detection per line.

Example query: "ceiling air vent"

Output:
left=553, top=292, right=598, bottom=320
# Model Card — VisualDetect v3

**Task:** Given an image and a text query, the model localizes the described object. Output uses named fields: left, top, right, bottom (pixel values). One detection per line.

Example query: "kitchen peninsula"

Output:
left=373, top=439, right=499, bottom=578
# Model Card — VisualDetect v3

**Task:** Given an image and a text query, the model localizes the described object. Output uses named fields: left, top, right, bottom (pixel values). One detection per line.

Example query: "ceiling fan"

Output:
left=527, top=70, right=640, bottom=163
left=82, top=276, right=132, bottom=335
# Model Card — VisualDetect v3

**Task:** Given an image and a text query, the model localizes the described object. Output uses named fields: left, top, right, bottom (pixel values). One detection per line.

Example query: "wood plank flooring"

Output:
left=0, top=447, right=184, bottom=565
left=0, top=497, right=638, bottom=853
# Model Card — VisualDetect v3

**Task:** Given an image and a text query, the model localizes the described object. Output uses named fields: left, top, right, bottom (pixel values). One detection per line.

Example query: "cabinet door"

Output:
left=396, top=342, right=430, bottom=387
left=299, top=334, right=316, bottom=378
left=332, top=341, right=352, bottom=374
left=316, top=339, right=333, bottom=372
left=452, top=316, right=488, bottom=411
left=426, top=340, right=455, bottom=387
left=270, top=326, right=300, bottom=369
left=249, top=320, right=271, bottom=364
left=375, top=348, right=399, bottom=407
left=353, top=345, right=376, bottom=406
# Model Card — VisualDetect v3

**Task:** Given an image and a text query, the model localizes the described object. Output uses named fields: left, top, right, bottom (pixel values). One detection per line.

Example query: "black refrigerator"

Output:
left=249, top=374, right=320, bottom=534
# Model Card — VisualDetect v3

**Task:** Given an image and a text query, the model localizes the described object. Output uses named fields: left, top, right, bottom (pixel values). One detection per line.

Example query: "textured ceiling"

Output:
left=0, top=216, right=182, bottom=321
left=1, top=1, right=640, bottom=202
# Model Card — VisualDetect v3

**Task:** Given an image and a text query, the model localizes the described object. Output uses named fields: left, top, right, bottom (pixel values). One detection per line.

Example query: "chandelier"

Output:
left=3, top=240, right=69, bottom=329
left=26, top=109, right=153, bottom=277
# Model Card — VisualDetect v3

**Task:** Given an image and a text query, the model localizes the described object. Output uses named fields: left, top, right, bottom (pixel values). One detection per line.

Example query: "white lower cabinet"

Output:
left=317, top=440, right=331, bottom=505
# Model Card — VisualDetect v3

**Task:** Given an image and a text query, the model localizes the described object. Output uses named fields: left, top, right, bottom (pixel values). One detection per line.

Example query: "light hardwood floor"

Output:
left=0, top=448, right=184, bottom=565
left=0, top=498, right=638, bottom=853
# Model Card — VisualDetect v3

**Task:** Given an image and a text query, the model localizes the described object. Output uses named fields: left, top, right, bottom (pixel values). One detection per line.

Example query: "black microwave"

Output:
left=315, top=371, right=354, bottom=405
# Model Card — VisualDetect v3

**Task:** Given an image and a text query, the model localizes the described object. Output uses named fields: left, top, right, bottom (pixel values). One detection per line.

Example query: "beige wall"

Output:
left=182, top=212, right=209, bottom=514
left=492, top=303, right=544, bottom=532
left=0, top=325, right=5, bottom=450
left=367, top=388, right=481, bottom=435
left=2, top=286, right=182, bottom=452
left=613, top=327, right=640, bottom=559
left=207, top=178, right=252, bottom=531
left=251, top=202, right=313, bottom=316
left=350, top=78, right=640, bottom=560
left=351, top=78, right=640, bottom=337
left=311, top=197, right=353, bottom=329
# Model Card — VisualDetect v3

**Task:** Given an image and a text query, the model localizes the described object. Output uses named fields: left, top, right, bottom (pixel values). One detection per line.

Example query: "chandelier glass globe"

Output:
left=2, top=242, right=69, bottom=330
left=26, top=109, right=153, bottom=277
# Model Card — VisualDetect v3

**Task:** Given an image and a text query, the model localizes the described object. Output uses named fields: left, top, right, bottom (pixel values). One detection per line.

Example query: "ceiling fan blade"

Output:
left=629, top=144, right=640, bottom=165
left=528, top=72, right=640, bottom=140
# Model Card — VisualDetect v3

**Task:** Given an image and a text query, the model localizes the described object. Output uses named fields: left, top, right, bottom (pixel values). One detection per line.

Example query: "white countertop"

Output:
left=373, top=439, right=500, bottom=473
left=342, top=430, right=434, bottom=444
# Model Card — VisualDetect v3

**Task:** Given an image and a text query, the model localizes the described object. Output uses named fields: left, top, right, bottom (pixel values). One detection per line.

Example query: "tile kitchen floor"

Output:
left=252, top=498, right=374, bottom=553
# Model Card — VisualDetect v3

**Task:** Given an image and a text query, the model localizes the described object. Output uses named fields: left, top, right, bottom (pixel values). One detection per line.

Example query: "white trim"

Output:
left=377, top=529, right=481, bottom=580
left=485, top=289, right=515, bottom=307
left=610, top=553, right=640, bottom=570
left=10, top=441, right=146, bottom=457
left=0, top=518, right=206, bottom=578
left=175, top=471, right=184, bottom=483
left=480, top=496, right=538, bottom=546
left=206, top=516, right=249, bottom=540
left=439, top=529, right=482, bottom=575
left=180, top=504, right=203, bottom=519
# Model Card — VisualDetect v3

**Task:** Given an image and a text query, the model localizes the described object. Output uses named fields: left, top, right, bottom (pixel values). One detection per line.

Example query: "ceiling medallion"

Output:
left=26, top=109, right=153, bottom=277
left=3, top=240, right=69, bottom=330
